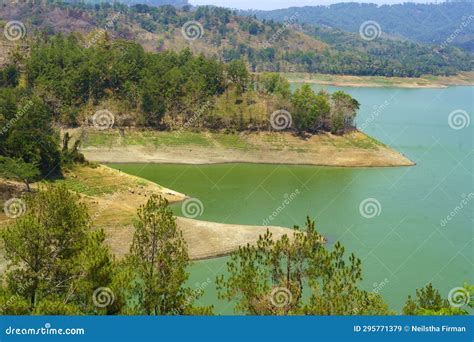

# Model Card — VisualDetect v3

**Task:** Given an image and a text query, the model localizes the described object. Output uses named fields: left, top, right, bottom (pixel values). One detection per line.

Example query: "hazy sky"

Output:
left=189, top=0, right=437, bottom=11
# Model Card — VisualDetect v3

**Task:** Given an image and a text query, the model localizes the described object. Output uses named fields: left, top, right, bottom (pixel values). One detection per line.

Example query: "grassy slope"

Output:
left=79, top=129, right=383, bottom=150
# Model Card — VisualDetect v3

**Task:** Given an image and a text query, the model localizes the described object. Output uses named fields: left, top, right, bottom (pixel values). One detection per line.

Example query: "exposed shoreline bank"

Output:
left=75, top=130, right=415, bottom=168
left=284, top=72, right=474, bottom=88
left=0, top=165, right=300, bottom=262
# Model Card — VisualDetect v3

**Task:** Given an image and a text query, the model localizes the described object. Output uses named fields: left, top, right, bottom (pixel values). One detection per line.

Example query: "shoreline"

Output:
left=76, top=130, right=415, bottom=168
left=102, top=160, right=414, bottom=168
left=0, top=165, right=301, bottom=262
left=283, top=72, right=474, bottom=89
left=82, top=146, right=414, bottom=168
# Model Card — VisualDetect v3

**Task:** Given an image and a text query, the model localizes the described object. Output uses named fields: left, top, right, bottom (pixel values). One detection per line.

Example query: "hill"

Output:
left=81, top=0, right=189, bottom=6
left=246, top=2, right=474, bottom=52
left=0, top=2, right=471, bottom=76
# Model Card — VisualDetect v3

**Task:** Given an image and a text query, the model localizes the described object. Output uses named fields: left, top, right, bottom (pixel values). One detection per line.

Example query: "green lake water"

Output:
left=109, top=85, right=473, bottom=314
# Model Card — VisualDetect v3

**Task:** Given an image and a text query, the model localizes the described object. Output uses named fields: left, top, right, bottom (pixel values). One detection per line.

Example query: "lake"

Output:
left=109, top=85, right=473, bottom=314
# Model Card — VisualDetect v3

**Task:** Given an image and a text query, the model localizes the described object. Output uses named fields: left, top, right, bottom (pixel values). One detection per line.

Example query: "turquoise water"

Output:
left=109, top=85, right=473, bottom=314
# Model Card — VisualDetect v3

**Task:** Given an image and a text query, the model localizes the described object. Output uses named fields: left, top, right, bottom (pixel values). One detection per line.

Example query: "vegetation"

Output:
left=0, top=2, right=471, bottom=77
left=0, top=157, right=40, bottom=192
left=126, top=195, right=210, bottom=315
left=249, top=2, right=474, bottom=52
left=403, top=283, right=469, bottom=316
left=0, top=1, right=469, bottom=318
left=0, top=34, right=359, bottom=135
left=0, top=185, right=207, bottom=315
left=291, top=86, right=358, bottom=134
left=299, top=25, right=472, bottom=77
left=0, top=184, right=118, bottom=314
left=216, top=217, right=390, bottom=315
left=0, top=91, right=62, bottom=176
left=0, top=185, right=468, bottom=316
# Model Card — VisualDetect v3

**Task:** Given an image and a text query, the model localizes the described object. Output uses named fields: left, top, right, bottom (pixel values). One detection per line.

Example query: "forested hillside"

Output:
left=0, top=2, right=471, bottom=76
left=1, top=33, right=359, bottom=133
left=247, top=2, right=474, bottom=52
left=80, top=0, right=189, bottom=6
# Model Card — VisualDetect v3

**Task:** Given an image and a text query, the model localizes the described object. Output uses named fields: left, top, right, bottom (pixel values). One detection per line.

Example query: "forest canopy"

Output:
left=0, top=2, right=471, bottom=77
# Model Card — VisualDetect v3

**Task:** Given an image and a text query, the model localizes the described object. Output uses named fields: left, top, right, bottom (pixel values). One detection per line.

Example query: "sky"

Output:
left=189, top=0, right=438, bottom=11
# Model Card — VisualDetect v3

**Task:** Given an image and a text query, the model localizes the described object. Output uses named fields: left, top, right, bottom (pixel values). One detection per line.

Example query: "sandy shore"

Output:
left=104, top=217, right=300, bottom=261
left=0, top=165, right=299, bottom=264
left=80, top=131, right=414, bottom=168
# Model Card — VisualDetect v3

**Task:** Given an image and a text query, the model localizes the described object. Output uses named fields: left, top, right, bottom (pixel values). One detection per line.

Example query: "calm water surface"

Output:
left=109, top=85, right=473, bottom=314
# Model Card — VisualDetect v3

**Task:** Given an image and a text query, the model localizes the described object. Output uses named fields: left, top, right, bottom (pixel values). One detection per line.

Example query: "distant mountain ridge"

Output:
left=244, top=2, right=474, bottom=52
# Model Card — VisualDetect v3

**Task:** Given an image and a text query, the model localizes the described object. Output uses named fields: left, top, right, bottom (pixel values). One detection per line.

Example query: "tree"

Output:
left=291, top=84, right=320, bottom=133
left=259, top=72, right=290, bottom=98
left=402, top=283, right=468, bottom=315
left=0, top=64, right=19, bottom=88
left=216, top=217, right=390, bottom=315
left=127, top=195, right=206, bottom=315
left=226, top=59, right=249, bottom=95
left=0, top=184, right=118, bottom=314
left=0, top=157, right=40, bottom=191
left=2, top=96, right=61, bottom=176
left=330, top=91, right=360, bottom=134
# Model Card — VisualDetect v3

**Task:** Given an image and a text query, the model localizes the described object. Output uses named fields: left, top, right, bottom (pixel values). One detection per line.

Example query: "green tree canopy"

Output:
left=126, top=195, right=210, bottom=315
left=403, top=283, right=469, bottom=315
left=216, top=217, right=390, bottom=315
left=0, top=184, right=120, bottom=315
left=0, top=156, right=40, bottom=191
